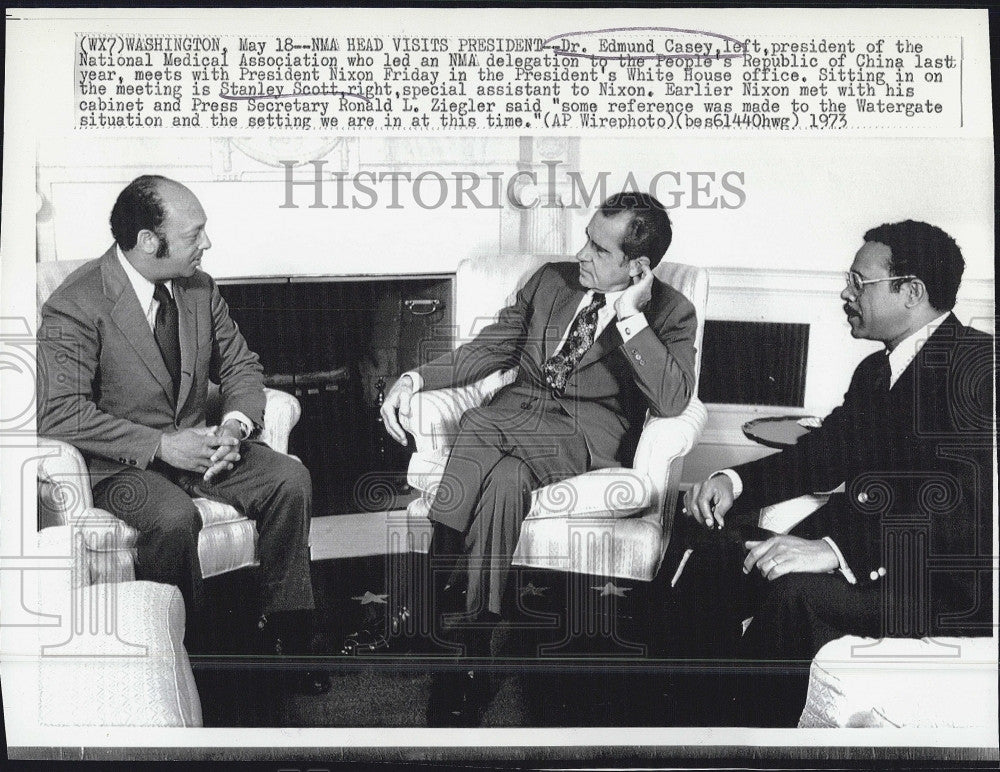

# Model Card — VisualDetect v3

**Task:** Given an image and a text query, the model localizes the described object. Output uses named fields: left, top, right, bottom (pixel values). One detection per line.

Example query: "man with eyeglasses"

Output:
left=675, top=220, right=993, bottom=726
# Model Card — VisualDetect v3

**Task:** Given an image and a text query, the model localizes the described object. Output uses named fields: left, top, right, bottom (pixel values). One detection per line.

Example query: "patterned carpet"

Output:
left=189, top=546, right=700, bottom=728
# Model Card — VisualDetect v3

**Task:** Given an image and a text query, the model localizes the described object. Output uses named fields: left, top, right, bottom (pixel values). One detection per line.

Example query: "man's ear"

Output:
left=904, top=277, right=927, bottom=307
left=135, top=229, right=160, bottom=255
left=629, top=256, right=651, bottom=277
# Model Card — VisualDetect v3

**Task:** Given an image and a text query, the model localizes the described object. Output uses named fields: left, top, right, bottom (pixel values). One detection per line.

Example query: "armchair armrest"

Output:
left=259, top=387, right=301, bottom=455
left=73, top=507, right=138, bottom=586
left=37, top=437, right=94, bottom=528
left=38, top=518, right=136, bottom=588
left=401, top=369, right=516, bottom=454
left=631, top=397, right=708, bottom=527
left=633, top=398, right=707, bottom=485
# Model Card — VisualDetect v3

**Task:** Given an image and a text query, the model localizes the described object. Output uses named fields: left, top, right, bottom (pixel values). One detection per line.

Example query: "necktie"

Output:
left=153, top=283, right=181, bottom=398
left=543, top=292, right=606, bottom=395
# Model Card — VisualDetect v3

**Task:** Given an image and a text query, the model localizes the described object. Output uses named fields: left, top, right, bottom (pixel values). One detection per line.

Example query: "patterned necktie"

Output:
left=153, top=282, right=181, bottom=398
left=543, top=292, right=606, bottom=395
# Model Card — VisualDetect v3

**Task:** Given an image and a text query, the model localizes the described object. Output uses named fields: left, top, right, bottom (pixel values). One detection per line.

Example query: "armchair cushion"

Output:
left=528, top=468, right=651, bottom=520
left=513, top=510, right=666, bottom=580
left=409, top=456, right=651, bottom=520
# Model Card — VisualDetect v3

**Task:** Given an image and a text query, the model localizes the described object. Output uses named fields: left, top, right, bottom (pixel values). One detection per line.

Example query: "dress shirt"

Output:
left=887, top=312, right=948, bottom=388
left=711, top=311, right=953, bottom=583
left=116, top=247, right=253, bottom=440
left=552, top=287, right=647, bottom=353
left=406, top=286, right=648, bottom=393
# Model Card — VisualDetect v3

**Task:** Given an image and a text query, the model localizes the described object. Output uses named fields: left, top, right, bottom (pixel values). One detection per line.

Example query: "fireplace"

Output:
left=218, top=275, right=453, bottom=516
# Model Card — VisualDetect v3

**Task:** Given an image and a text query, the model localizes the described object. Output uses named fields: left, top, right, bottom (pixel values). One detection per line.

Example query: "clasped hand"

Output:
left=159, top=423, right=242, bottom=482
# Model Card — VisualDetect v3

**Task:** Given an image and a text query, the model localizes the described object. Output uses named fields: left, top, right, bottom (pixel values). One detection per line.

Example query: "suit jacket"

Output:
left=37, top=246, right=266, bottom=486
left=734, top=314, right=993, bottom=636
left=416, top=262, right=698, bottom=469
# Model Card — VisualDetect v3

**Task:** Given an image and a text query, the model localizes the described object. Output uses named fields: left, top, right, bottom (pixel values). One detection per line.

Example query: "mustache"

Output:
left=843, top=303, right=859, bottom=317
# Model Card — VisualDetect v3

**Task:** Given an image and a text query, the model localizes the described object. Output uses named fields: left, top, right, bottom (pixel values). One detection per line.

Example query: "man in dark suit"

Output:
left=381, top=193, right=698, bottom=723
left=682, top=220, right=993, bottom=726
left=37, top=175, right=328, bottom=692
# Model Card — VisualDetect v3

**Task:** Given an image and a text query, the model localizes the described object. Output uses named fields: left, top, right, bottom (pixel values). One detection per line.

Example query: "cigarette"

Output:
left=670, top=548, right=693, bottom=588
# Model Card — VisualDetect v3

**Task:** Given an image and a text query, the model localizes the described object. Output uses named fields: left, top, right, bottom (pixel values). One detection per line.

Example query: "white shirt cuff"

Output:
left=221, top=411, right=254, bottom=439
left=822, top=536, right=857, bottom=584
left=712, top=468, right=743, bottom=499
left=401, top=371, right=422, bottom=393
left=615, top=314, right=649, bottom=342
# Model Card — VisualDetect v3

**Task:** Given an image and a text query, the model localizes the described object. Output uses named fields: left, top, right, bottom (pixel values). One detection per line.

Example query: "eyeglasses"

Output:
left=844, top=271, right=917, bottom=297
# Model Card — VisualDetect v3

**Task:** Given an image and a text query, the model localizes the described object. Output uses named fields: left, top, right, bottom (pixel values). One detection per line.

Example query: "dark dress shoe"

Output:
left=341, top=606, right=411, bottom=655
left=426, top=668, right=490, bottom=727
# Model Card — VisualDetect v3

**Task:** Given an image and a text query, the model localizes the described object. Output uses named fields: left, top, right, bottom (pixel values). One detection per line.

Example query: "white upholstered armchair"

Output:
left=402, top=254, right=709, bottom=582
left=35, top=259, right=302, bottom=584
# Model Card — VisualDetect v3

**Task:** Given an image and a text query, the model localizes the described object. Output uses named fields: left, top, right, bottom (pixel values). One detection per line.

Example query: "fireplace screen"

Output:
left=218, top=276, right=453, bottom=516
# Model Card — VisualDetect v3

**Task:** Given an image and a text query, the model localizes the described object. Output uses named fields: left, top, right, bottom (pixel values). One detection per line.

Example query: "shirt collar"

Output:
left=583, top=287, right=626, bottom=306
left=116, top=245, right=171, bottom=312
left=887, top=312, right=949, bottom=386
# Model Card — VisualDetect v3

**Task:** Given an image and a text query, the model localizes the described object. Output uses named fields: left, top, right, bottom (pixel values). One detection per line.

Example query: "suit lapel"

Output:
left=575, top=321, right=618, bottom=371
left=101, top=247, right=176, bottom=406
left=172, top=281, right=197, bottom=416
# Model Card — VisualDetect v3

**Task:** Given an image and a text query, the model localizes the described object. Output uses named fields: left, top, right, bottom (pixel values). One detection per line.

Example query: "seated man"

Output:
left=381, top=192, right=699, bottom=724
left=681, top=220, right=993, bottom=726
left=37, top=175, right=329, bottom=693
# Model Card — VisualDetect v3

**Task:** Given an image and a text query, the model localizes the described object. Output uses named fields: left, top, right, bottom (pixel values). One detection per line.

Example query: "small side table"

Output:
left=742, top=415, right=820, bottom=449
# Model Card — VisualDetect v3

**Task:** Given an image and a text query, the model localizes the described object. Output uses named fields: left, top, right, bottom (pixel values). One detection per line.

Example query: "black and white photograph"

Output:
left=1, top=5, right=996, bottom=767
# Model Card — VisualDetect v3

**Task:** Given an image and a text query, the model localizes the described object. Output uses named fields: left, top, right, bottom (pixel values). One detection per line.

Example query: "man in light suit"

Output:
left=682, top=220, right=993, bottom=726
left=381, top=193, right=698, bottom=723
left=38, top=176, right=328, bottom=691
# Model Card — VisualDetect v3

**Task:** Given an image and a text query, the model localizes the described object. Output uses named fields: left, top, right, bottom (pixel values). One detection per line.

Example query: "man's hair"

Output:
left=109, top=175, right=170, bottom=250
left=599, top=192, right=672, bottom=268
left=863, top=220, right=965, bottom=311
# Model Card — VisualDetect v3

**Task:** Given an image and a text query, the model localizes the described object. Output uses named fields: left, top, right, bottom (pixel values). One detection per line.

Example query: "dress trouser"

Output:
left=676, top=511, right=881, bottom=726
left=92, top=440, right=315, bottom=623
left=427, top=403, right=591, bottom=617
